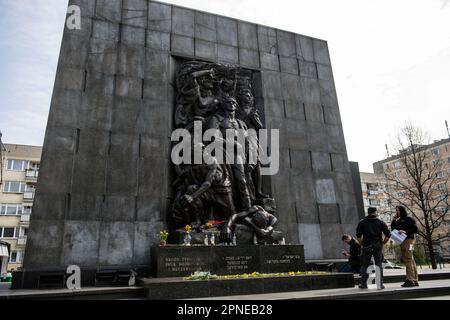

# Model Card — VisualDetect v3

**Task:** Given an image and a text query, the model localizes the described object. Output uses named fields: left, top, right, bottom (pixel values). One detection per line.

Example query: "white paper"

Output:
left=391, top=229, right=407, bottom=244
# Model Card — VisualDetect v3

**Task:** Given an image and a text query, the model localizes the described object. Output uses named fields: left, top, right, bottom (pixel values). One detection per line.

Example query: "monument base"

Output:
left=140, top=273, right=355, bottom=299
left=151, top=244, right=305, bottom=278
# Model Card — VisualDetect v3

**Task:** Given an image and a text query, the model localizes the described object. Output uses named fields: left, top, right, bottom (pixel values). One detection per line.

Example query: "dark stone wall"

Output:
left=24, top=0, right=359, bottom=270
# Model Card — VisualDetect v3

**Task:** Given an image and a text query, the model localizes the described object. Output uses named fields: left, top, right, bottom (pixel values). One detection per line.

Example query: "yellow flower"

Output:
left=184, top=225, right=191, bottom=232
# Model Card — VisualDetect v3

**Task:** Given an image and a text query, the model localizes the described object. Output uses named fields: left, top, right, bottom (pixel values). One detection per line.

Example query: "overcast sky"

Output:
left=0, top=0, right=449, bottom=172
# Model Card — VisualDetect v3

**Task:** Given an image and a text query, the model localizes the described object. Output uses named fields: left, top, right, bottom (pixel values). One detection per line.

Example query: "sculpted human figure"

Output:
left=224, top=205, right=282, bottom=244
left=172, top=143, right=236, bottom=226
left=207, top=95, right=252, bottom=211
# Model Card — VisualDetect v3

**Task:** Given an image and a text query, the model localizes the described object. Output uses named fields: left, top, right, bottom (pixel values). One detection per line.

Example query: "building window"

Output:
left=447, top=157, right=450, bottom=164
left=431, top=148, right=440, bottom=157
left=6, top=159, right=29, bottom=171
left=2, top=181, right=26, bottom=193
left=0, top=227, right=18, bottom=238
left=0, top=204, right=23, bottom=215
left=437, top=183, right=447, bottom=191
left=9, top=251, right=23, bottom=263
left=436, top=171, right=444, bottom=179
left=394, top=161, right=401, bottom=168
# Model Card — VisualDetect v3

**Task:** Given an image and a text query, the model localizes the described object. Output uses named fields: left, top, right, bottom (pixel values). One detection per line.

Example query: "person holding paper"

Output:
left=391, top=205, right=419, bottom=287
left=356, top=207, right=391, bottom=289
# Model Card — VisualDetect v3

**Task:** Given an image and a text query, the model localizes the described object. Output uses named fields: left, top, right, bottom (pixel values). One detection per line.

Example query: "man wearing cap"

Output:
left=356, top=207, right=391, bottom=289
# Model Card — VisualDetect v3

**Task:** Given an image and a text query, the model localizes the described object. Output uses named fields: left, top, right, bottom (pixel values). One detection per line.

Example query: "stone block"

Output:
left=59, top=34, right=89, bottom=69
left=277, top=30, right=296, bottom=58
left=72, top=153, right=107, bottom=194
left=299, top=60, right=317, bottom=78
left=92, top=19, right=120, bottom=42
left=148, top=1, right=171, bottom=32
left=313, top=39, right=331, bottom=65
left=87, top=39, right=118, bottom=75
left=260, top=53, right=279, bottom=71
left=315, top=178, right=336, bottom=204
left=85, top=71, right=115, bottom=96
left=195, top=12, right=217, bottom=42
left=43, top=126, right=77, bottom=155
left=136, top=196, right=165, bottom=221
left=298, top=223, right=323, bottom=259
left=334, top=172, right=356, bottom=204
left=95, top=0, right=122, bottom=24
left=98, top=222, right=134, bottom=265
left=301, top=77, right=321, bottom=104
left=143, top=80, right=167, bottom=101
left=257, top=26, right=277, bottom=54
left=112, top=97, right=142, bottom=134
left=317, top=63, right=333, bottom=81
left=195, top=39, right=218, bottom=61
left=284, top=101, right=305, bottom=120
left=117, top=45, right=145, bottom=78
left=103, top=195, right=136, bottom=221
left=36, top=154, right=73, bottom=194
left=281, top=74, right=302, bottom=101
left=146, top=30, right=170, bottom=51
left=79, top=92, right=113, bottom=131
left=239, top=48, right=259, bottom=68
left=122, top=0, right=148, bottom=28
left=305, top=103, right=324, bottom=123
left=320, top=223, right=342, bottom=258
left=238, top=21, right=258, bottom=50
left=121, top=25, right=146, bottom=47
left=116, top=76, right=143, bottom=99
left=171, top=34, right=195, bottom=56
left=217, top=44, right=238, bottom=64
left=286, top=119, right=309, bottom=150
left=318, top=204, right=340, bottom=223
left=172, top=6, right=194, bottom=37
left=144, top=50, right=169, bottom=81
left=138, top=99, right=171, bottom=138
left=69, top=194, right=104, bottom=220
left=323, top=105, right=341, bottom=125
left=138, top=156, right=169, bottom=198
left=134, top=221, right=163, bottom=264
left=217, top=16, right=238, bottom=46
left=23, top=220, right=64, bottom=268
left=290, top=149, right=311, bottom=172
left=263, top=99, right=284, bottom=118
left=319, top=79, right=338, bottom=108
left=339, top=204, right=359, bottom=224
left=261, top=71, right=282, bottom=99
left=32, top=193, right=68, bottom=221
left=331, top=153, right=349, bottom=173
left=280, top=57, right=298, bottom=75
left=54, top=67, right=84, bottom=91
left=311, top=152, right=331, bottom=172
left=296, top=35, right=314, bottom=61
left=62, top=220, right=100, bottom=266
left=48, top=89, right=82, bottom=128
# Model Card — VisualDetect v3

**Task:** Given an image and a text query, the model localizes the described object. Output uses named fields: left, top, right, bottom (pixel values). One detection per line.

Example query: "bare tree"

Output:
left=384, top=123, right=450, bottom=269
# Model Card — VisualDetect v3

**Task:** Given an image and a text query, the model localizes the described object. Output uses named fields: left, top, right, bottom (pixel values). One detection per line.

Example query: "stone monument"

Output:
left=13, top=0, right=360, bottom=288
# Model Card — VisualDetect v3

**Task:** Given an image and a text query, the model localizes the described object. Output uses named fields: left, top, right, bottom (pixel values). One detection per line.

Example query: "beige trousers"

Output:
left=401, top=238, right=418, bottom=282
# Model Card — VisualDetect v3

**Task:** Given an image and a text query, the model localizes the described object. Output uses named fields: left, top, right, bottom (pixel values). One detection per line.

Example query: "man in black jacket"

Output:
left=391, top=205, right=419, bottom=287
left=340, top=234, right=361, bottom=273
left=356, top=207, right=391, bottom=289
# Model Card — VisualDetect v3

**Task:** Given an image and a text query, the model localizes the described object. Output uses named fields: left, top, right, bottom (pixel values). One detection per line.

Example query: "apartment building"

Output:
left=360, top=172, right=392, bottom=224
left=373, top=137, right=450, bottom=258
left=0, top=144, right=41, bottom=271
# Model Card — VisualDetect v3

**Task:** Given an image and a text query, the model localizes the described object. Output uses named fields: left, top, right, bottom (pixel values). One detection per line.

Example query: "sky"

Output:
left=0, top=0, right=449, bottom=172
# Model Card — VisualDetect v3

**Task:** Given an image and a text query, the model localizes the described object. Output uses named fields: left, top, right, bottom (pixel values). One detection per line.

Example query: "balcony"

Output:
left=17, top=236, right=27, bottom=246
left=23, top=191, right=35, bottom=202
left=20, top=214, right=30, bottom=224
left=25, top=169, right=39, bottom=183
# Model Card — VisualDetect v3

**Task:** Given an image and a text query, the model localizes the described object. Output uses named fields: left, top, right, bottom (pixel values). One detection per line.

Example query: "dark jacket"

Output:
left=356, top=215, right=391, bottom=247
left=348, top=238, right=361, bottom=268
left=391, top=216, right=418, bottom=240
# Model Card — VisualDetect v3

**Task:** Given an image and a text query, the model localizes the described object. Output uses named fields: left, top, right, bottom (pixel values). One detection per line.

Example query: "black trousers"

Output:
left=360, top=243, right=384, bottom=286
